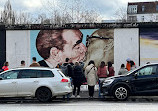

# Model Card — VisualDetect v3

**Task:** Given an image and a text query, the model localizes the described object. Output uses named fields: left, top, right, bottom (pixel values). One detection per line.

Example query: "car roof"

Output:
left=10, top=67, right=60, bottom=71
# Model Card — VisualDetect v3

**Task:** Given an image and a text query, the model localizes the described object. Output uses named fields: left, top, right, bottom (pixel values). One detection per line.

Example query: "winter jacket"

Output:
left=97, top=66, right=108, bottom=78
left=61, top=63, right=73, bottom=77
left=108, top=66, right=115, bottom=77
left=29, top=62, right=40, bottom=67
left=72, top=65, right=85, bottom=86
left=85, top=64, right=98, bottom=86
left=2, top=66, right=9, bottom=71
left=118, top=68, right=128, bottom=75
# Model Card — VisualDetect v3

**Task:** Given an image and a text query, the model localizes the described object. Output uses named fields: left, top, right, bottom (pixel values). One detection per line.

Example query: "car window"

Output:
left=57, top=70, right=65, bottom=77
left=0, top=70, right=19, bottom=80
left=19, top=70, right=37, bottom=78
left=36, top=70, right=54, bottom=78
left=136, top=65, right=157, bottom=76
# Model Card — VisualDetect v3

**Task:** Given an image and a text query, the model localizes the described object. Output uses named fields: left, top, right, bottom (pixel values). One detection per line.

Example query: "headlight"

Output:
left=103, top=78, right=115, bottom=86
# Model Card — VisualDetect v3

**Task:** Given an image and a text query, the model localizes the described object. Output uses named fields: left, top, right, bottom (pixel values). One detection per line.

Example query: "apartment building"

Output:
left=127, top=1, right=158, bottom=22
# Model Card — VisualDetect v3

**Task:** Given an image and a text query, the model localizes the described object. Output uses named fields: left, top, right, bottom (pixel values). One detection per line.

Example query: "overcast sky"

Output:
left=0, top=0, right=157, bottom=20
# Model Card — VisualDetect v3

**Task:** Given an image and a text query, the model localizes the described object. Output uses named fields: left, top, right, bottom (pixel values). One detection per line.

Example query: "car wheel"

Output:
left=113, top=86, right=129, bottom=101
left=36, top=87, right=52, bottom=102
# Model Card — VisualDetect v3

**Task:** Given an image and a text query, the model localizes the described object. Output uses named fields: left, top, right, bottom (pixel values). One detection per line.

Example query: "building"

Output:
left=127, top=1, right=158, bottom=22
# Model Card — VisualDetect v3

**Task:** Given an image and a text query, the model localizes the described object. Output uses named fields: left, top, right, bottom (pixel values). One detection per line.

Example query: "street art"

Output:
left=30, top=29, right=114, bottom=68
left=140, top=28, right=158, bottom=65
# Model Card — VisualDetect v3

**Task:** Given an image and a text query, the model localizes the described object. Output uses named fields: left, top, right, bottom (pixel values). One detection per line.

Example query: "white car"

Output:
left=0, top=67, right=72, bottom=102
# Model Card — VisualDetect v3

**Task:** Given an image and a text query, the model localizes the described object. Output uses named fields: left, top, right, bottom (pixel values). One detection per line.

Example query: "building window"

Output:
left=142, top=5, right=145, bottom=12
left=156, top=5, right=158, bottom=11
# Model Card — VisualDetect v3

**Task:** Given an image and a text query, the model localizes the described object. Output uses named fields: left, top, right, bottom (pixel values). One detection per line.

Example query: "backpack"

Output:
left=61, top=64, right=69, bottom=76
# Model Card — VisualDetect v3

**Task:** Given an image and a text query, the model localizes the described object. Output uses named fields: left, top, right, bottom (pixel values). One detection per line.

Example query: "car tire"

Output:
left=113, top=85, right=129, bottom=101
left=36, top=87, right=52, bottom=102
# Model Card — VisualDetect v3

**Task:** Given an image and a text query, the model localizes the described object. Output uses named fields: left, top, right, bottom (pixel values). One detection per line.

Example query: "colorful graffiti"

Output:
left=30, top=29, right=114, bottom=68
left=140, top=28, right=158, bottom=65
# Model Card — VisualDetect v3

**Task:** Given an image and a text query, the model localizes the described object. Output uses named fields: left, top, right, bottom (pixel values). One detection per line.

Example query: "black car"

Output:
left=101, top=63, right=158, bottom=100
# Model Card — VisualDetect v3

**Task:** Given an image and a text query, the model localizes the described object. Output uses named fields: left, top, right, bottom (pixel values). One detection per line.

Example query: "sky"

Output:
left=0, top=0, right=157, bottom=20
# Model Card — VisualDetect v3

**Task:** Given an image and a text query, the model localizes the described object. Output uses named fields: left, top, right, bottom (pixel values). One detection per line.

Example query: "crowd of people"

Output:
left=0, top=57, right=137, bottom=99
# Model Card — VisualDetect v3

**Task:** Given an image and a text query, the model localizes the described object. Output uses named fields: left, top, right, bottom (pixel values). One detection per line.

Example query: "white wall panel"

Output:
left=6, top=30, right=30, bottom=68
left=114, top=28, right=139, bottom=75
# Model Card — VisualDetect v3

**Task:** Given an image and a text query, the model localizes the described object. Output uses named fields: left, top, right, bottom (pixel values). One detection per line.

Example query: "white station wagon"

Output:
left=0, top=67, right=72, bottom=102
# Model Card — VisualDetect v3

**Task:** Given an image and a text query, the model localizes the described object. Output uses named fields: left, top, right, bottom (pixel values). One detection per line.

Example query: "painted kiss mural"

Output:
left=30, top=29, right=114, bottom=68
left=140, top=28, right=158, bottom=65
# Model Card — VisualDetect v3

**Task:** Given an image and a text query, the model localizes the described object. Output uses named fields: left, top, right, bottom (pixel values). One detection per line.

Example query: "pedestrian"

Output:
left=61, top=58, right=73, bottom=100
left=85, top=60, right=98, bottom=99
left=2, top=61, right=9, bottom=71
left=126, top=58, right=131, bottom=71
left=30, top=57, right=40, bottom=67
left=97, top=61, right=108, bottom=98
left=20, top=60, right=25, bottom=67
left=107, top=61, right=115, bottom=77
left=118, top=64, right=128, bottom=75
left=71, top=62, right=85, bottom=98
left=130, top=60, right=136, bottom=70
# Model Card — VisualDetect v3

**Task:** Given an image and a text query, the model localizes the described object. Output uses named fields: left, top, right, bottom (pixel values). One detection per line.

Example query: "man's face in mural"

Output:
left=60, top=30, right=87, bottom=63
left=36, top=29, right=87, bottom=67
left=84, top=29, right=114, bottom=68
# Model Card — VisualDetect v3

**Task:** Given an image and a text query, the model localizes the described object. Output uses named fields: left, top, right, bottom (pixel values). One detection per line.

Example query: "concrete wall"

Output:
left=6, top=30, right=30, bottom=69
left=114, top=28, right=139, bottom=75
left=5, top=28, right=141, bottom=76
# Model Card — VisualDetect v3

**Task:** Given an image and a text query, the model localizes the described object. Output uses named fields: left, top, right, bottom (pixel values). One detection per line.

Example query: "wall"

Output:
left=6, top=30, right=30, bottom=68
left=114, top=28, right=139, bottom=75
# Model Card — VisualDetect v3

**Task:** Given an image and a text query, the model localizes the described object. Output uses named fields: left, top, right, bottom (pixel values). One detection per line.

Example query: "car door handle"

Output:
left=33, top=81, right=38, bottom=83
left=12, top=82, right=16, bottom=84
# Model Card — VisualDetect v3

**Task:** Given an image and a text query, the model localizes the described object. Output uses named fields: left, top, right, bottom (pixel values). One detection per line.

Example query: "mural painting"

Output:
left=31, top=29, right=114, bottom=68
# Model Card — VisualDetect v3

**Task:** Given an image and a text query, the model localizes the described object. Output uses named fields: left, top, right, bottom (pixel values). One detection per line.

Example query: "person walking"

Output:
left=71, top=62, right=85, bottom=98
left=97, top=61, right=108, bottom=98
left=30, top=57, right=40, bottom=67
left=107, top=61, right=115, bottom=77
left=118, top=64, right=128, bottom=75
left=2, top=61, right=9, bottom=71
left=85, top=60, right=98, bottom=99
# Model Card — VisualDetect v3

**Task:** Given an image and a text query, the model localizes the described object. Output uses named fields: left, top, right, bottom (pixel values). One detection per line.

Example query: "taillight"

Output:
left=61, top=78, right=68, bottom=82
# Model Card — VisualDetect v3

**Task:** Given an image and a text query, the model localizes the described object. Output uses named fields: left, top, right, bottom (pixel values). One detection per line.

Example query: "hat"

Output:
left=126, top=58, right=131, bottom=62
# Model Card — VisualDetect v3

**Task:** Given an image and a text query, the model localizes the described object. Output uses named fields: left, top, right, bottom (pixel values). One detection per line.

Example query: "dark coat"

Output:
left=72, top=65, right=85, bottom=86
left=38, top=60, right=49, bottom=67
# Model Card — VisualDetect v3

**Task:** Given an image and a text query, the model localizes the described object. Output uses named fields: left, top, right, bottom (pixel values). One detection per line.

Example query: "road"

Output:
left=1, top=99, right=158, bottom=111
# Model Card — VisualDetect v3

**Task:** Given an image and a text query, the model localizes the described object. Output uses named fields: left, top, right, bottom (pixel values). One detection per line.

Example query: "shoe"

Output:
left=71, top=95, right=75, bottom=98
left=76, top=95, right=80, bottom=98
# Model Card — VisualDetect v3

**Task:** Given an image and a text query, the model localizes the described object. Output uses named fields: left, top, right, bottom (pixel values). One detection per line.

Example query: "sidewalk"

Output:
left=59, top=85, right=99, bottom=99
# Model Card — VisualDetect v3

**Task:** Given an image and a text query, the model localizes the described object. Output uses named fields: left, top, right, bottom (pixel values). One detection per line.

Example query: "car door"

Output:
left=0, top=70, right=19, bottom=97
left=130, top=65, right=158, bottom=95
left=17, top=69, right=39, bottom=96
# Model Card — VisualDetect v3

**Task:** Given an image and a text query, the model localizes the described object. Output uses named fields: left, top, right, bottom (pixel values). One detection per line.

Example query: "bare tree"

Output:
left=41, top=0, right=101, bottom=24
left=0, top=0, right=15, bottom=24
left=114, top=7, right=127, bottom=22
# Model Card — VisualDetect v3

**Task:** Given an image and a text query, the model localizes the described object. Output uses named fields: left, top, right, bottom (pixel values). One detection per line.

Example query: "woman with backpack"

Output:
left=85, top=60, right=98, bottom=99
left=71, top=62, right=85, bottom=98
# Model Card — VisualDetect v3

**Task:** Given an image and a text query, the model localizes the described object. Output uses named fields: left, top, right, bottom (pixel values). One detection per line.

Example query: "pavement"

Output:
left=58, top=85, right=100, bottom=99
